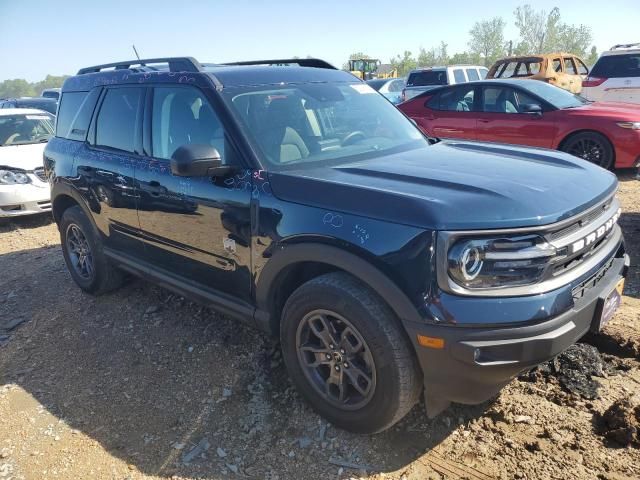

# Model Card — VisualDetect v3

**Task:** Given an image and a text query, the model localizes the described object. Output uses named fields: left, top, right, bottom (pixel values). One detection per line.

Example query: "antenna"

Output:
left=132, top=44, right=141, bottom=60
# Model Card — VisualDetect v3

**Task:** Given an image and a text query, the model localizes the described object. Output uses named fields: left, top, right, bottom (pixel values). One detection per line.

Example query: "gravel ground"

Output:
left=0, top=172, right=639, bottom=480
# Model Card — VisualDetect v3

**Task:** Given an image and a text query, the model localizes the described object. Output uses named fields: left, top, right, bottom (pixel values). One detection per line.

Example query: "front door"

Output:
left=135, top=85, right=253, bottom=302
left=476, top=85, right=557, bottom=148
left=419, top=85, right=478, bottom=140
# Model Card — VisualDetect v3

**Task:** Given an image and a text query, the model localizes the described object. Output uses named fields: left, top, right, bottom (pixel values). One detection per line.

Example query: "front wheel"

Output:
left=59, top=205, right=124, bottom=294
left=280, top=272, right=422, bottom=433
left=560, top=132, right=614, bottom=169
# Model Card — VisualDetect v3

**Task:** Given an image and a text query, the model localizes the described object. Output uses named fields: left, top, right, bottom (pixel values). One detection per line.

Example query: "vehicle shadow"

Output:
left=0, top=246, right=489, bottom=479
left=0, top=213, right=54, bottom=232
left=619, top=211, right=640, bottom=300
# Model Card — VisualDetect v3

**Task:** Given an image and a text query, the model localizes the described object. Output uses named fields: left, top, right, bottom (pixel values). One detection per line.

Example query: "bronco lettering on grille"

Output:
left=570, top=208, right=621, bottom=254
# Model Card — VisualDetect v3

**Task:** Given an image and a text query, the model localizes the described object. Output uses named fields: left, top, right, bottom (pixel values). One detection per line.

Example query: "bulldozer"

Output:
left=348, top=58, right=397, bottom=80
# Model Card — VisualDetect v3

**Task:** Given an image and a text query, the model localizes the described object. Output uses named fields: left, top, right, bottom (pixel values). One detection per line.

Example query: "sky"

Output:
left=1, top=0, right=639, bottom=82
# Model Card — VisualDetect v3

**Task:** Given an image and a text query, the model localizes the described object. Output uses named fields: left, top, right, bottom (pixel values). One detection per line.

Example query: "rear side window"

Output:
left=407, top=70, right=448, bottom=87
left=590, top=54, right=640, bottom=78
left=479, top=68, right=488, bottom=79
left=466, top=69, right=480, bottom=81
left=552, top=58, right=562, bottom=72
left=452, top=69, right=466, bottom=83
left=56, top=92, right=87, bottom=139
left=95, top=88, right=143, bottom=153
left=427, top=87, right=475, bottom=111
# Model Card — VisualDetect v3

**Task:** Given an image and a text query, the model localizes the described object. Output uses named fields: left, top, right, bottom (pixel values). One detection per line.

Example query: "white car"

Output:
left=0, top=108, right=54, bottom=218
left=582, top=43, right=640, bottom=104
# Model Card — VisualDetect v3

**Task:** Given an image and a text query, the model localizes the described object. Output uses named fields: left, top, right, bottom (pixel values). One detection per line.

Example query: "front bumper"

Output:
left=405, top=251, right=629, bottom=415
left=0, top=182, right=51, bottom=217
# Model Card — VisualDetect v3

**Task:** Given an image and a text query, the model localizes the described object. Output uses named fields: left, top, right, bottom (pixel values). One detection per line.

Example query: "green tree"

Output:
left=0, top=79, right=36, bottom=98
left=450, top=51, right=482, bottom=65
left=513, top=5, right=592, bottom=57
left=469, top=17, right=507, bottom=66
left=586, top=46, right=599, bottom=67
left=390, top=51, right=417, bottom=76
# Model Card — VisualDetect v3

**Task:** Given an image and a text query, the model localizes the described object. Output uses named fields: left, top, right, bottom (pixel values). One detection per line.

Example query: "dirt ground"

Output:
left=1, top=172, right=639, bottom=480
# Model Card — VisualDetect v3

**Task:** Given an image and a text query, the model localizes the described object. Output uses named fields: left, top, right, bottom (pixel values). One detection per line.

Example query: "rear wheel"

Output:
left=560, top=131, right=614, bottom=169
left=280, top=272, right=422, bottom=433
left=59, top=206, right=124, bottom=294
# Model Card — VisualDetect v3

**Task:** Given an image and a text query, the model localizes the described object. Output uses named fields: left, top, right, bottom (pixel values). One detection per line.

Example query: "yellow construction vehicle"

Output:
left=348, top=59, right=398, bottom=80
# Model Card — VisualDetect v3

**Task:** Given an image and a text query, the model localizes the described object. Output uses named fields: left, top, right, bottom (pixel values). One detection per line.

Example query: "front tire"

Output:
left=280, top=272, right=422, bottom=433
left=560, top=131, right=614, bottom=169
left=59, top=205, right=124, bottom=294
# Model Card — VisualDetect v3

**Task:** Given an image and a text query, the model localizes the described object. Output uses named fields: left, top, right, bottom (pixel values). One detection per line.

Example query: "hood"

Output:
left=268, top=141, right=617, bottom=231
left=0, top=142, right=47, bottom=171
left=566, top=101, right=640, bottom=120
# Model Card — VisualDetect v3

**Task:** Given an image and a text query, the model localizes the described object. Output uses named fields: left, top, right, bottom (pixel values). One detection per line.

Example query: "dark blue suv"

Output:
left=44, top=57, right=629, bottom=433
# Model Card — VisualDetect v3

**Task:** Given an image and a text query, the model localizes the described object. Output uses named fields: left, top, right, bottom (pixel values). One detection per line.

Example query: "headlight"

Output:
left=616, top=121, right=640, bottom=130
left=447, top=235, right=557, bottom=289
left=0, top=169, right=31, bottom=185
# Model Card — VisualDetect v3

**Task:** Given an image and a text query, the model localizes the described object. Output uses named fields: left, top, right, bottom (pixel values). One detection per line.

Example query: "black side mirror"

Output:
left=170, top=144, right=233, bottom=177
left=522, top=103, right=543, bottom=116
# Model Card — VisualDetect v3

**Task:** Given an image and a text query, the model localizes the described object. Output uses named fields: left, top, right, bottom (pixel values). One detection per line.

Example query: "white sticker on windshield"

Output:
left=350, top=84, right=376, bottom=94
left=25, top=115, right=50, bottom=120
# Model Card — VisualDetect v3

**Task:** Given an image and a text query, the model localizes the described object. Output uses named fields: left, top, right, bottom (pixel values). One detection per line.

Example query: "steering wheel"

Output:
left=341, top=131, right=366, bottom=146
left=4, top=133, right=20, bottom=145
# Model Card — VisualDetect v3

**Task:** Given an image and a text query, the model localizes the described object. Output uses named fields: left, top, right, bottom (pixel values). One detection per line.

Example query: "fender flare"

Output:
left=255, top=242, right=423, bottom=331
left=51, top=181, right=101, bottom=234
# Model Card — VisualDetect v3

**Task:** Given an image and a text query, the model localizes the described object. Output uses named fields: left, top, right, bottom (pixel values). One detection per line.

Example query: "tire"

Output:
left=59, top=205, right=124, bottom=294
left=280, top=272, right=422, bottom=433
left=560, top=131, right=614, bottom=169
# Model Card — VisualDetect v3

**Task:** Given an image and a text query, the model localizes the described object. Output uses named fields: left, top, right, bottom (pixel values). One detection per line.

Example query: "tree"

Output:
left=390, top=51, right=417, bottom=76
left=469, top=17, right=507, bottom=66
left=513, top=5, right=592, bottom=57
left=450, top=51, right=482, bottom=65
left=586, top=46, right=599, bottom=67
left=0, top=79, right=36, bottom=98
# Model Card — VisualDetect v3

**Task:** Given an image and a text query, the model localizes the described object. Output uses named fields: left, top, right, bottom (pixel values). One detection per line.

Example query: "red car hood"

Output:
left=566, top=101, right=640, bottom=119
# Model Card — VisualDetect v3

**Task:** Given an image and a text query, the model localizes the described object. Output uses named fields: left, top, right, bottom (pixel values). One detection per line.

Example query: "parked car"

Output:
left=46, top=57, right=628, bottom=433
left=398, top=79, right=640, bottom=169
left=487, top=53, right=588, bottom=93
left=41, top=88, right=61, bottom=100
left=582, top=43, right=640, bottom=104
left=0, top=97, right=58, bottom=115
left=0, top=108, right=54, bottom=218
left=366, top=77, right=406, bottom=104
left=401, top=65, right=488, bottom=102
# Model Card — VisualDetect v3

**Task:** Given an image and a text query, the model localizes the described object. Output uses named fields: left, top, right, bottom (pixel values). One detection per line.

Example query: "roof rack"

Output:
left=221, top=58, right=336, bottom=70
left=610, top=43, right=640, bottom=50
left=77, top=57, right=203, bottom=75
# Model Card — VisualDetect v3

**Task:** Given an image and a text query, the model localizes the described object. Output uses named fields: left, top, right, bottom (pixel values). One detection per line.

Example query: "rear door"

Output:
left=77, top=86, right=146, bottom=255
left=134, top=84, right=253, bottom=302
left=562, top=57, right=582, bottom=93
left=586, top=52, right=640, bottom=103
left=476, top=85, right=557, bottom=148
left=414, top=85, right=478, bottom=140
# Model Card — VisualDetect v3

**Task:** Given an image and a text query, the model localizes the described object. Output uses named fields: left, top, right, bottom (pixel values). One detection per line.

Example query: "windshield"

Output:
left=223, top=82, right=427, bottom=170
left=0, top=114, right=55, bottom=146
left=590, top=54, right=640, bottom=78
left=19, top=100, right=57, bottom=115
left=518, top=81, right=589, bottom=109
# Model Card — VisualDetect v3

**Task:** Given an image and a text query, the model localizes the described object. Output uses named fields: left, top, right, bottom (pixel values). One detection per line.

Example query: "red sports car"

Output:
left=398, top=79, right=640, bottom=169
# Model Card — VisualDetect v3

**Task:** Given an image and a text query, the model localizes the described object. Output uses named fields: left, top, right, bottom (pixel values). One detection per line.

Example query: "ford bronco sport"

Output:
left=44, top=57, right=629, bottom=434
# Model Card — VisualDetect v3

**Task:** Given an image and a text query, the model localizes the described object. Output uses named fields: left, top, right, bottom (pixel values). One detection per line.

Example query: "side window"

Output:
left=389, top=80, right=404, bottom=92
left=482, top=87, right=518, bottom=113
left=576, top=59, right=589, bottom=75
left=552, top=58, right=562, bottom=72
left=95, top=88, right=143, bottom=153
left=564, top=58, right=578, bottom=75
left=479, top=68, right=488, bottom=79
left=56, top=90, right=100, bottom=141
left=500, top=62, right=517, bottom=78
left=432, top=87, right=475, bottom=111
left=452, top=69, right=466, bottom=83
left=514, top=90, right=540, bottom=112
left=151, top=86, right=225, bottom=161
left=466, top=68, right=480, bottom=81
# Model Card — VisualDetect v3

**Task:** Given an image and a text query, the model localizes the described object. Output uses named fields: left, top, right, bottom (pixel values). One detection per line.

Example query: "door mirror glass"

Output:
left=170, top=144, right=231, bottom=177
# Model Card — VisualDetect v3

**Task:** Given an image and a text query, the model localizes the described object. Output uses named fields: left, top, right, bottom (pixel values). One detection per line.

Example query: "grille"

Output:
left=33, top=167, right=47, bottom=182
left=549, top=196, right=614, bottom=240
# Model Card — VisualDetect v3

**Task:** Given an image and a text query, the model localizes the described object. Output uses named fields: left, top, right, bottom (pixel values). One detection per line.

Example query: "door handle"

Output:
left=478, top=119, right=491, bottom=123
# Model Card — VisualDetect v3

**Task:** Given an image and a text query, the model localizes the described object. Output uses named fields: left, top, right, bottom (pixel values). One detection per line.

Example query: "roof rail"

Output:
left=610, top=43, right=640, bottom=50
left=77, top=57, right=203, bottom=75
left=221, top=58, right=337, bottom=70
